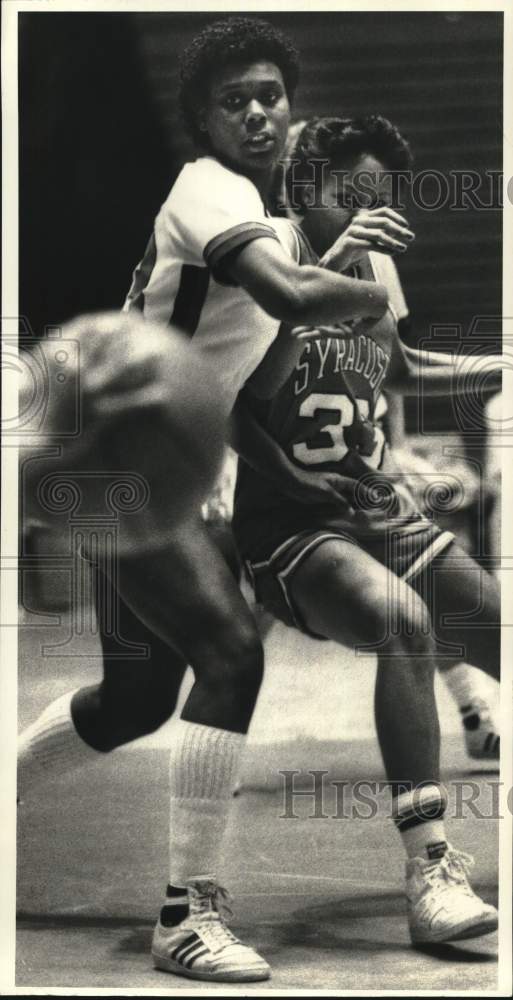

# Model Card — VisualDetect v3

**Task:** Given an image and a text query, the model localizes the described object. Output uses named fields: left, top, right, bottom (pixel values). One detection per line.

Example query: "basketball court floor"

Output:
left=16, top=608, right=500, bottom=992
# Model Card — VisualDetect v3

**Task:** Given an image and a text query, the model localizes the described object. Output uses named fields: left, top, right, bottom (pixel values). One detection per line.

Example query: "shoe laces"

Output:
left=189, top=880, right=234, bottom=925
left=422, top=847, right=475, bottom=896
left=198, top=912, right=240, bottom=953
left=192, top=887, right=241, bottom=954
left=208, top=883, right=234, bottom=924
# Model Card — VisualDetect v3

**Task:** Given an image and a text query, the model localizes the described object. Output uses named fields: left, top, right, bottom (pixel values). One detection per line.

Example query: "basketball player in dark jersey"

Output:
left=232, top=116, right=501, bottom=945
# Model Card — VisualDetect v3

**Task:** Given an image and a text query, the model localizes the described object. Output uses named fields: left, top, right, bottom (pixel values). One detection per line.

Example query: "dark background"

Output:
left=18, top=11, right=503, bottom=429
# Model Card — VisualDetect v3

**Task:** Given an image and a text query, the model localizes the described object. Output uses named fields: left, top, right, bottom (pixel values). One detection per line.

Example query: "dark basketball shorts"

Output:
left=243, top=522, right=455, bottom=640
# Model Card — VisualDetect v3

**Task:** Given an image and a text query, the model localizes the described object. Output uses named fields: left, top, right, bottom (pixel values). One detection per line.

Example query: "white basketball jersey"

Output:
left=124, top=156, right=300, bottom=411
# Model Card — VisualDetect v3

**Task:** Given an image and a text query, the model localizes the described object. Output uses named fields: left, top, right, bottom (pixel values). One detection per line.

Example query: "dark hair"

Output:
left=179, top=17, right=300, bottom=148
left=287, top=115, right=413, bottom=211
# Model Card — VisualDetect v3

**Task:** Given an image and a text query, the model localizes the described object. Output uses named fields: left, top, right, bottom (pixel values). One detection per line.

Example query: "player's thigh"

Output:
left=206, top=520, right=241, bottom=582
left=92, top=561, right=188, bottom=702
left=113, top=519, right=262, bottom=674
left=289, top=537, right=429, bottom=650
left=411, top=541, right=499, bottom=631
left=410, top=541, right=500, bottom=660
left=93, top=519, right=242, bottom=689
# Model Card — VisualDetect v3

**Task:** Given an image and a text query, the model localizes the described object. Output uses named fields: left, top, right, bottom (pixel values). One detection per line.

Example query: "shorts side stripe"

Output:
left=401, top=530, right=455, bottom=583
left=278, top=533, right=351, bottom=583
left=276, top=533, right=354, bottom=630
left=249, top=532, right=305, bottom=571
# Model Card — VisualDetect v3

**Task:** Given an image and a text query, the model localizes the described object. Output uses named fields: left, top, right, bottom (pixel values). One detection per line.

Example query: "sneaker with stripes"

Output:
left=151, top=877, right=270, bottom=982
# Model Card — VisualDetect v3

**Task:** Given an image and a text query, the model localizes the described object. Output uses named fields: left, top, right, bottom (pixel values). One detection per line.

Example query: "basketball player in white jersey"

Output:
left=19, top=19, right=413, bottom=982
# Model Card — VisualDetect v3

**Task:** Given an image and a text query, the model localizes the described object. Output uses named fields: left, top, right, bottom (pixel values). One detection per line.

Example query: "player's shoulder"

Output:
left=269, top=218, right=318, bottom=264
left=170, top=156, right=261, bottom=205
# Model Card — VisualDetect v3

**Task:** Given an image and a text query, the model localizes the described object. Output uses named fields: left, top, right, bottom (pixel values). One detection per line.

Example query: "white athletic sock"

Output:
left=167, top=719, right=245, bottom=886
left=18, top=689, right=101, bottom=797
left=440, top=663, right=487, bottom=713
left=393, top=784, right=448, bottom=861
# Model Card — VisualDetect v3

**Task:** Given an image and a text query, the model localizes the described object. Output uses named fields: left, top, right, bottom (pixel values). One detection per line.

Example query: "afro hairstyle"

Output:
left=179, top=17, right=300, bottom=148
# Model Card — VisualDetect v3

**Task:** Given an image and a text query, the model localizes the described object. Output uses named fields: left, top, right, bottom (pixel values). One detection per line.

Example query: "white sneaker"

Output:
left=462, top=699, right=500, bottom=760
left=151, top=877, right=271, bottom=982
left=406, top=845, right=498, bottom=944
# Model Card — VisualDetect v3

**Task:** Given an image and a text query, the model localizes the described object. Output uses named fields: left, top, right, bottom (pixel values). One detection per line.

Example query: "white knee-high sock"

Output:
left=167, top=719, right=245, bottom=886
left=18, top=689, right=102, bottom=797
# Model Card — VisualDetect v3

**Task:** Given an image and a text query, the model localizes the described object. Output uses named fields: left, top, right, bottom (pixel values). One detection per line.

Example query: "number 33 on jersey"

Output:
left=272, top=327, right=391, bottom=475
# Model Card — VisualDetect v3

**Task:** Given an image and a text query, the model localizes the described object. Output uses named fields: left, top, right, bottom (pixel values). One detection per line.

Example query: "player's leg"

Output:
left=438, top=661, right=499, bottom=760
left=286, top=537, right=498, bottom=943
left=72, top=516, right=246, bottom=751
left=111, top=520, right=263, bottom=734
left=109, top=520, right=269, bottom=981
left=18, top=311, right=227, bottom=793
left=389, top=439, right=499, bottom=758
left=288, top=538, right=440, bottom=791
left=18, top=314, right=268, bottom=977
left=412, top=541, right=499, bottom=680
left=411, top=542, right=500, bottom=758
left=17, top=560, right=187, bottom=795
left=72, top=561, right=188, bottom=751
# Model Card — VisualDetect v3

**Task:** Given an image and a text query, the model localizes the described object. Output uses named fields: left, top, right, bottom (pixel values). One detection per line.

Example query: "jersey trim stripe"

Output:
left=126, top=232, right=157, bottom=312
left=170, top=264, right=210, bottom=337
left=204, top=222, right=280, bottom=286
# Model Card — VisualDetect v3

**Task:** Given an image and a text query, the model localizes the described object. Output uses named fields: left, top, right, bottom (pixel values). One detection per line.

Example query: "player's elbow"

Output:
left=287, top=270, right=389, bottom=325
left=271, top=269, right=328, bottom=325
left=371, top=282, right=389, bottom=317
left=259, top=279, right=312, bottom=325
left=351, top=280, right=389, bottom=320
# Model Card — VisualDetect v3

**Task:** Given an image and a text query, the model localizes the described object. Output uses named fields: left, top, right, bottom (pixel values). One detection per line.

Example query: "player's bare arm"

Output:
left=228, top=235, right=389, bottom=398
left=387, top=330, right=503, bottom=396
left=228, top=235, right=389, bottom=328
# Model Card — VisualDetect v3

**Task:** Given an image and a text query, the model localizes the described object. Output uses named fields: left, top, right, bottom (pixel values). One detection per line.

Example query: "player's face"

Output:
left=201, top=61, right=291, bottom=181
left=306, top=153, right=393, bottom=251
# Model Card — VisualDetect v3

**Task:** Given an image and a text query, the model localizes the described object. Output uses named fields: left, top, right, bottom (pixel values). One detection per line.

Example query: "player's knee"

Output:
left=349, top=585, right=397, bottom=647
left=393, top=591, right=434, bottom=659
left=359, top=586, right=433, bottom=659
left=95, top=676, right=179, bottom=750
left=200, top=618, right=264, bottom=697
left=126, top=680, right=179, bottom=738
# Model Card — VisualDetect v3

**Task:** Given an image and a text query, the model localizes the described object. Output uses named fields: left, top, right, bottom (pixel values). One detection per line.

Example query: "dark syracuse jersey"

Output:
left=234, top=255, right=430, bottom=547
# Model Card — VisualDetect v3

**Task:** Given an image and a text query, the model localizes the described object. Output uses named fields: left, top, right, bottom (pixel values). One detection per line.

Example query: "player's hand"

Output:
left=319, top=207, right=415, bottom=273
left=282, top=468, right=358, bottom=507
left=293, top=322, right=354, bottom=341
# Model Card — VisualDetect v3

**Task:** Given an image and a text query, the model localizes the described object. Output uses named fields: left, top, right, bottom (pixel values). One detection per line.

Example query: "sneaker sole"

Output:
left=411, top=911, right=498, bottom=944
left=152, top=952, right=271, bottom=983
